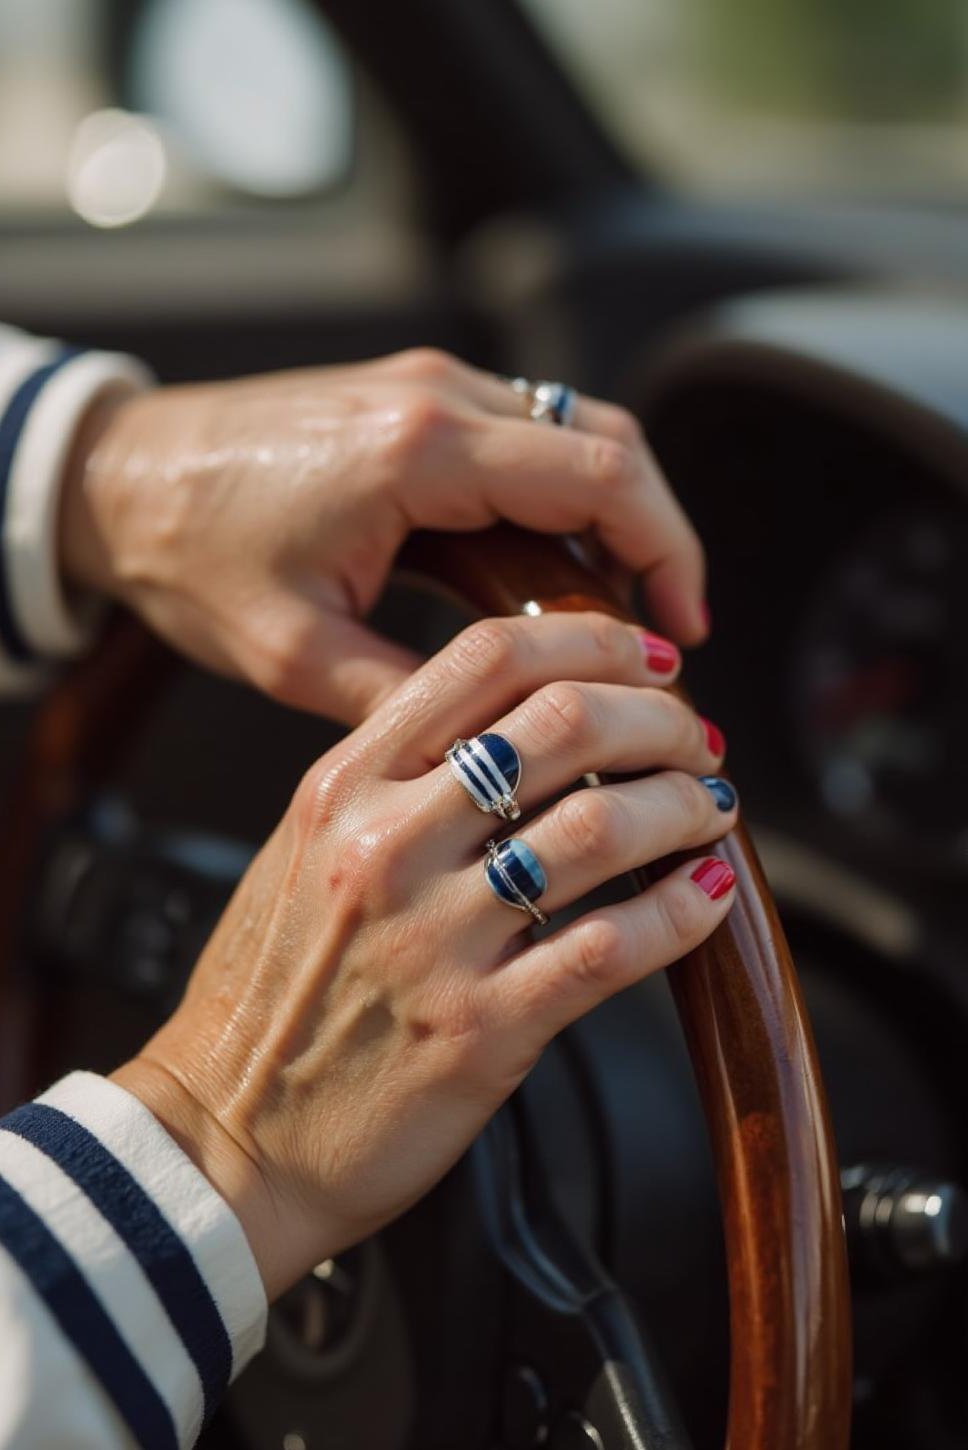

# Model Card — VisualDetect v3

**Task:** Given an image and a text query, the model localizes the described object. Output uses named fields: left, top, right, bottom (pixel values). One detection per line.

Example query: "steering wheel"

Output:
left=0, top=525, right=851, bottom=1450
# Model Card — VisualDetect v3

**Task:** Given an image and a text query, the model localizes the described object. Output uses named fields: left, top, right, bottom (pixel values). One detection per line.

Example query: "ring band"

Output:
left=446, top=733, right=522, bottom=821
left=485, top=839, right=548, bottom=926
left=508, top=376, right=577, bottom=427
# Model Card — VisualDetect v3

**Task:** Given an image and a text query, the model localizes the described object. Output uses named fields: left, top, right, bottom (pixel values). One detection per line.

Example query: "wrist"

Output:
left=110, top=1052, right=290, bottom=1300
left=59, top=389, right=135, bottom=598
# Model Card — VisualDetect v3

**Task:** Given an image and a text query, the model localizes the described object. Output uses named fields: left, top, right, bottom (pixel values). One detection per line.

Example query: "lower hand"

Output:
left=112, top=611, right=735, bottom=1298
left=61, top=349, right=707, bottom=725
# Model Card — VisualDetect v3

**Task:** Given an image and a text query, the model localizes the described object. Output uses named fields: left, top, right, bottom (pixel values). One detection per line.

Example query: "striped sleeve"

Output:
left=0, top=1072, right=267, bottom=1449
left=0, top=324, right=152, bottom=696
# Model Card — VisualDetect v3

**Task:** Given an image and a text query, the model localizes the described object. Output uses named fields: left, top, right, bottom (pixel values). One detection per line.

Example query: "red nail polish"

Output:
left=702, top=717, right=726, bottom=757
left=690, top=857, right=736, bottom=901
left=640, top=630, right=679, bottom=675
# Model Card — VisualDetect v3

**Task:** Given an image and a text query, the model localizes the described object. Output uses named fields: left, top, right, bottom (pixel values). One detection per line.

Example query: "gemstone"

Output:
left=477, top=733, right=520, bottom=792
left=487, top=839, right=546, bottom=910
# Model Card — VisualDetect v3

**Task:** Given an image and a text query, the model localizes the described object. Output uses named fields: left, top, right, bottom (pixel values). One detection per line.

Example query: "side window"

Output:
left=0, top=0, right=427, bottom=339
left=0, top=0, right=354, bottom=223
left=520, top=0, right=968, bottom=197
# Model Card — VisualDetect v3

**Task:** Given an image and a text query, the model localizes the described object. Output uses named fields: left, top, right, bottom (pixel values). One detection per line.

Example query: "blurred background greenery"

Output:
left=523, top=0, right=968, bottom=197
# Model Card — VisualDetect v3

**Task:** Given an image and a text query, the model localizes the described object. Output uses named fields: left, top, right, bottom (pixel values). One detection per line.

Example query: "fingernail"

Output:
left=701, top=717, right=726, bottom=757
left=640, top=630, right=680, bottom=676
left=699, top=776, right=738, bottom=812
left=690, top=857, right=736, bottom=900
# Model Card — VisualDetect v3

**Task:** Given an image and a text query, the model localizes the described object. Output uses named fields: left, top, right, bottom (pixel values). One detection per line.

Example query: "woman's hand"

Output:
left=60, top=349, right=707, bottom=725
left=112, top=611, right=735, bottom=1299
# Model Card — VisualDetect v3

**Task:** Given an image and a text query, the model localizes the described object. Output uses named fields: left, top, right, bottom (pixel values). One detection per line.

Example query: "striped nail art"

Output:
left=640, top=630, right=680, bottom=676
left=690, top=857, right=736, bottom=900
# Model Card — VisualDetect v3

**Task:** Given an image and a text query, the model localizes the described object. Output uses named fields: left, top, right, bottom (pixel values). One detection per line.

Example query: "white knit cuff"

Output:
left=2, top=349, right=153, bottom=659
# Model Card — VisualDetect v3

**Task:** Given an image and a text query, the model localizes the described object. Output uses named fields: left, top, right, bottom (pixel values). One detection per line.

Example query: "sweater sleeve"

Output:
left=0, top=1072, right=267, bottom=1449
left=0, top=324, right=152, bottom=696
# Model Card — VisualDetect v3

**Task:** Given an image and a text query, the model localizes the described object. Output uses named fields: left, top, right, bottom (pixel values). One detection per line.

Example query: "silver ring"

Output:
left=485, top=838, right=548, bottom=926
left=446, top=733, right=522, bottom=822
left=530, top=379, right=577, bottom=427
left=508, top=376, right=577, bottom=427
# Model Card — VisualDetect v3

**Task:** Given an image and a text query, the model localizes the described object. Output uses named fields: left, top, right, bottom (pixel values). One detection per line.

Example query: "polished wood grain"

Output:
left=405, top=524, right=852, bottom=1450
left=0, top=528, right=851, bottom=1448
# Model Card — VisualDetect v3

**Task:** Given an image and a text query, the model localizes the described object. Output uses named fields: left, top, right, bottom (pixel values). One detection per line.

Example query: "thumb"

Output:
left=267, top=611, right=422, bottom=727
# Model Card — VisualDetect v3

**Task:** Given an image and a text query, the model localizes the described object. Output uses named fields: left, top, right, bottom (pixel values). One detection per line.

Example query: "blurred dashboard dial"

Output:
left=793, top=504, right=968, bottom=868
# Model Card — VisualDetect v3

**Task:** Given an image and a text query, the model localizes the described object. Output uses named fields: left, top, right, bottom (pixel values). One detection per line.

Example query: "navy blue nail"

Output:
left=699, top=776, right=737, bottom=813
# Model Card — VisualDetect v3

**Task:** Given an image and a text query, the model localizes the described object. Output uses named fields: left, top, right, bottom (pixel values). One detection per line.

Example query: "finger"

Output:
left=423, top=680, right=726, bottom=845
left=467, top=384, right=709, bottom=646
left=487, top=855, right=737, bottom=1041
left=352, top=612, right=682, bottom=776
left=375, top=354, right=706, bottom=642
left=245, top=608, right=421, bottom=727
left=506, top=772, right=738, bottom=917
left=438, top=361, right=527, bottom=418
left=453, top=419, right=706, bottom=645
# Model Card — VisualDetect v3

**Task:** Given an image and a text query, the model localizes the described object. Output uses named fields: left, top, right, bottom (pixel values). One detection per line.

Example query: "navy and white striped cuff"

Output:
left=0, top=342, right=151, bottom=688
left=0, top=1073, right=266, bottom=1448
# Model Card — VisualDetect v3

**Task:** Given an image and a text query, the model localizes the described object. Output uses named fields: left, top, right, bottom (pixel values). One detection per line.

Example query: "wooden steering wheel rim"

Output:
left=404, top=526, right=852, bottom=1450
left=0, top=524, right=851, bottom=1450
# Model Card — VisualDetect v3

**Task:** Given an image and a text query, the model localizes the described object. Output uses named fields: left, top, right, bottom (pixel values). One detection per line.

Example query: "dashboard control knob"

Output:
left=842, top=1165, right=968, bottom=1280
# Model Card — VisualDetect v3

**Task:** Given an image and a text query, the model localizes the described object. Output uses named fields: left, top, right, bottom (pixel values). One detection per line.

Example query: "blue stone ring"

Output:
left=485, top=838, right=549, bottom=926
left=446, top=732, right=522, bottom=822
left=509, top=376, right=577, bottom=427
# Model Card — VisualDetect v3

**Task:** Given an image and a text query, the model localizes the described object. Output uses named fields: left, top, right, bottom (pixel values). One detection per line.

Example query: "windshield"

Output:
left=520, top=0, right=968, bottom=200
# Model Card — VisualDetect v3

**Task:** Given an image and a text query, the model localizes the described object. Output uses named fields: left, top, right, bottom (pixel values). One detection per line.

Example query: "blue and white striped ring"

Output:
left=530, top=380, right=577, bottom=427
left=446, top=732, right=522, bottom=821
left=507, top=377, right=577, bottom=427
left=485, top=838, right=548, bottom=926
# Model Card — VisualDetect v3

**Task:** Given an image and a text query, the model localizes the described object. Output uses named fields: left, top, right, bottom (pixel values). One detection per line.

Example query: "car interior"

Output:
left=1, top=1, right=967, bottom=1447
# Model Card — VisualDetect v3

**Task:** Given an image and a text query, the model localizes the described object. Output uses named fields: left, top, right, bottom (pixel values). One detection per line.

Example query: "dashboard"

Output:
left=639, top=316, right=968, bottom=912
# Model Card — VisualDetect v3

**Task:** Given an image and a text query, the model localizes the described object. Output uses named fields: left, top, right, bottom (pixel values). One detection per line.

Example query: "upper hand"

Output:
left=60, top=348, right=707, bottom=724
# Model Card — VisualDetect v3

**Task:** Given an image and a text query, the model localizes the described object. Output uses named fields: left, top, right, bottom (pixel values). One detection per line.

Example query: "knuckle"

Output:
left=570, top=917, right=628, bottom=992
left=586, top=611, right=635, bottom=670
left=336, top=820, right=412, bottom=914
left=645, top=687, right=692, bottom=746
left=391, top=346, right=456, bottom=381
left=587, top=436, right=635, bottom=493
left=530, top=681, right=601, bottom=752
left=602, top=403, right=645, bottom=449
left=293, top=755, right=362, bottom=838
left=663, top=770, right=711, bottom=835
left=449, top=617, right=523, bottom=684
left=250, top=613, right=320, bottom=704
left=655, top=879, right=705, bottom=950
left=394, top=391, right=455, bottom=458
left=557, top=790, right=627, bottom=860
